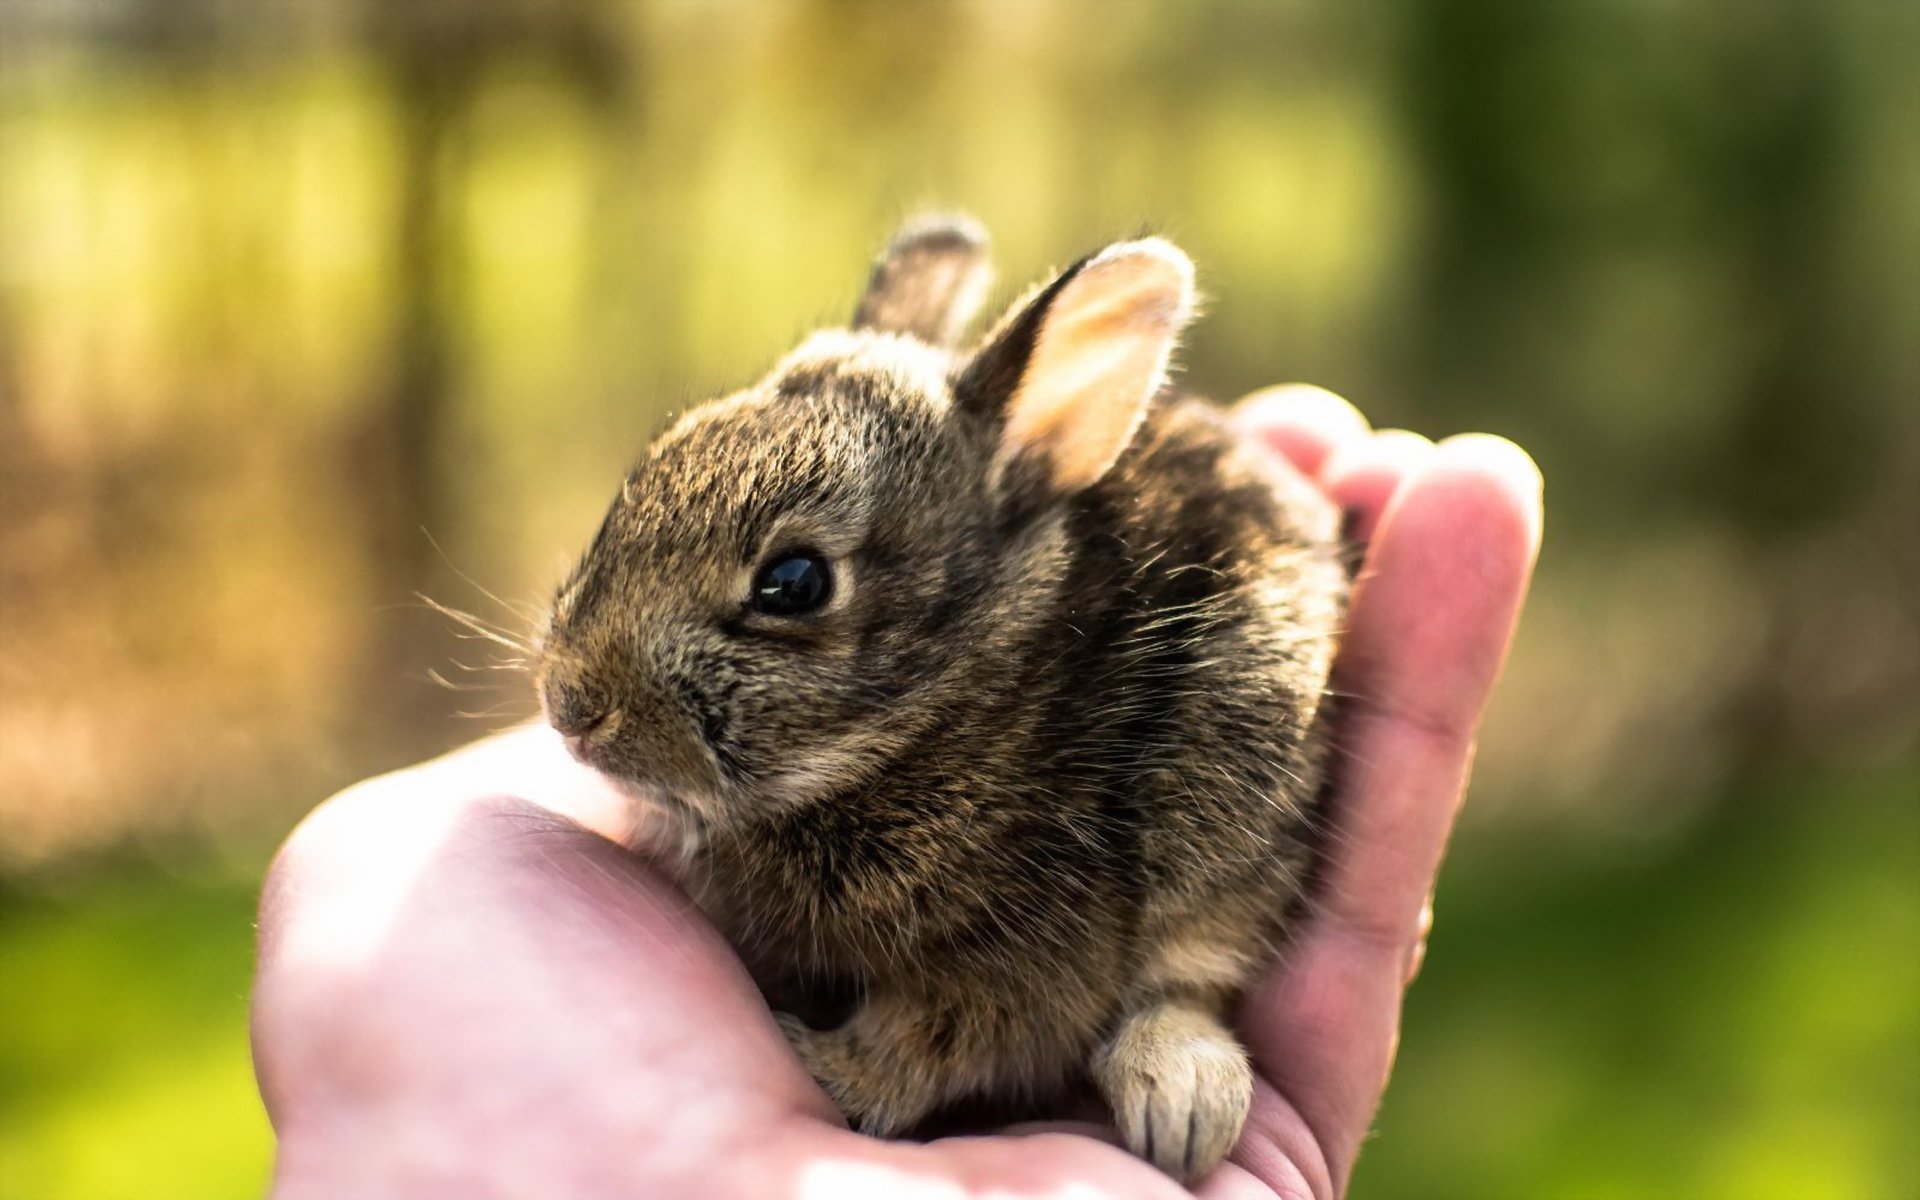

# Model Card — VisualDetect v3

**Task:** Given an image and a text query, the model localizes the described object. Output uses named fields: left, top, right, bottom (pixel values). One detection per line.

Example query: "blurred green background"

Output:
left=2, top=2, right=1915, bottom=1197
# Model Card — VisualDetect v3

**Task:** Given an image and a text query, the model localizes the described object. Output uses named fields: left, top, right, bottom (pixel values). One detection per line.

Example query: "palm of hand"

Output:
left=253, top=388, right=1540, bottom=1200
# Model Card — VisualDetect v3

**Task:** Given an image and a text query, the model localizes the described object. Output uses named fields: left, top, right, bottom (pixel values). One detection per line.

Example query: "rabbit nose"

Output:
left=544, top=678, right=612, bottom=739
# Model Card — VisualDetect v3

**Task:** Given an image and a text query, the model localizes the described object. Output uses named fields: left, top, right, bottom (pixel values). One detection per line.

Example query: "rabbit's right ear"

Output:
left=957, top=238, right=1195, bottom=500
left=852, top=214, right=993, bottom=348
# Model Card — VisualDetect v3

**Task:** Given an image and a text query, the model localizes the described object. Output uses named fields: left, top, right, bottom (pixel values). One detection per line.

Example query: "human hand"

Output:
left=251, top=385, right=1541, bottom=1199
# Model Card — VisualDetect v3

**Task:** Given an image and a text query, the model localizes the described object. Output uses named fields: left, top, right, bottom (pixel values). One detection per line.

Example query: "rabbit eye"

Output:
left=751, top=552, right=832, bottom=617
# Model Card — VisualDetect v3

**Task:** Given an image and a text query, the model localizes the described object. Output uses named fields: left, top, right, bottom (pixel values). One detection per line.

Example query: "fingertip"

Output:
left=1359, top=427, right=1436, bottom=457
left=1340, top=431, right=1545, bottom=738
left=1407, top=435, right=1547, bottom=575
left=1322, top=428, right=1436, bottom=544
left=1232, top=384, right=1372, bottom=477
left=1434, top=432, right=1543, bottom=492
left=1429, top=433, right=1545, bottom=556
left=1234, top=383, right=1368, bottom=430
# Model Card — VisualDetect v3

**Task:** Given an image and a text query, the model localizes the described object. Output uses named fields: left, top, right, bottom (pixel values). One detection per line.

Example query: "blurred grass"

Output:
left=1370, top=760, right=1920, bottom=1200
left=0, top=871, right=268, bottom=1200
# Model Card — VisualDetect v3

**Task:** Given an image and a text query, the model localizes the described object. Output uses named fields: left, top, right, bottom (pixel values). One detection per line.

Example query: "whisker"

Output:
left=417, top=593, right=533, bottom=655
left=421, top=528, right=546, bottom=625
left=454, top=701, right=530, bottom=721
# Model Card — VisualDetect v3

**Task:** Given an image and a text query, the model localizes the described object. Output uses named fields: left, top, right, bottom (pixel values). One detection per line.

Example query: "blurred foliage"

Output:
left=1, top=1, right=1914, bottom=1198
left=0, top=872, right=268, bottom=1198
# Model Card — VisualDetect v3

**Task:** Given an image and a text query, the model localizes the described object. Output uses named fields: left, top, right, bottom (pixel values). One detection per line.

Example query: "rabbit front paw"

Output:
left=1094, top=1002, right=1254, bottom=1183
left=773, top=1009, right=929, bottom=1138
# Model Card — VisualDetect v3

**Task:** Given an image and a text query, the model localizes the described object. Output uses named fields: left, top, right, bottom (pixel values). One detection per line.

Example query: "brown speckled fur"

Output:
left=536, top=218, right=1346, bottom=1182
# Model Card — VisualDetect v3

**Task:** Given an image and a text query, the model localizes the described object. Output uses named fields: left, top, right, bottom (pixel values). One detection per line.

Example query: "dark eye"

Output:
left=751, top=552, right=832, bottom=617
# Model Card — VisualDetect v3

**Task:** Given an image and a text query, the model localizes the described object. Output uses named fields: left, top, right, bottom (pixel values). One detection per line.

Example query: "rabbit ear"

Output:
left=852, top=213, right=993, bottom=347
left=958, top=238, right=1195, bottom=496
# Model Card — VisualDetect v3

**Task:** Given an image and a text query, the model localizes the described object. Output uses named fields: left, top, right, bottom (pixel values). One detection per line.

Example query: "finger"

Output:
left=1232, top=384, right=1372, bottom=478
left=1326, top=436, right=1543, bottom=943
left=420, top=722, right=641, bottom=843
left=1240, top=433, right=1543, bottom=1193
left=1320, top=428, right=1435, bottom=546
left=1196, top=1158, right=1309, bottom=1200
left=1211, top=1081, right=1329, bottom=1200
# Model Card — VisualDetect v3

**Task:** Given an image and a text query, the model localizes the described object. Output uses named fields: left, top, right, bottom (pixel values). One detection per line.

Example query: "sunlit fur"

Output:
left=536, top=221, right=1347, bottom=1183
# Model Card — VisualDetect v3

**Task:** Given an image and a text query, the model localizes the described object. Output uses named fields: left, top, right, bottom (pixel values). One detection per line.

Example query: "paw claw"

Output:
left=1095, top=1005, right=1253, bottom=1183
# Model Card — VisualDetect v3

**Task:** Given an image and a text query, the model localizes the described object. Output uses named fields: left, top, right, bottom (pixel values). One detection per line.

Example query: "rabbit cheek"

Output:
left=669, top=673, right=747, bottom=783
left=594, top=702, right=717, bottom=802
left=718, top=661, right=887, bottom=808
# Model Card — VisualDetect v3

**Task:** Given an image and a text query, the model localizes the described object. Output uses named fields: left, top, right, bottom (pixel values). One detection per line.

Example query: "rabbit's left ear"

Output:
left=852, top=214, right=993, bottom=347
left=958, top=238, right=1196, bottom=496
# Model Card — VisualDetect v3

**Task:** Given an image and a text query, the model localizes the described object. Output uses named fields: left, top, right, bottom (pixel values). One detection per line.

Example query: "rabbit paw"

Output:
left=773, top=1011, right=923, bottom=1138
left=1094, top=1003, right=1253, bottom=1183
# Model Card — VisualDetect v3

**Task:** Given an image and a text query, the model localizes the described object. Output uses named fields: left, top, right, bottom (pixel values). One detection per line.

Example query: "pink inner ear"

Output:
left=998, top=243, right=1195, bottom=492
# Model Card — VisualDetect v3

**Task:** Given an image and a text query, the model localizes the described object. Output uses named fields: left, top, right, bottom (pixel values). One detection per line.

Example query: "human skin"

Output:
left=251, top=385, right=1542, bottom=1200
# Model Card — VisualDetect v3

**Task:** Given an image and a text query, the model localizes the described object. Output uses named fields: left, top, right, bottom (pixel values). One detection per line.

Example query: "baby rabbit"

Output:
left=536, top=215, right=1346, bottom=1182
